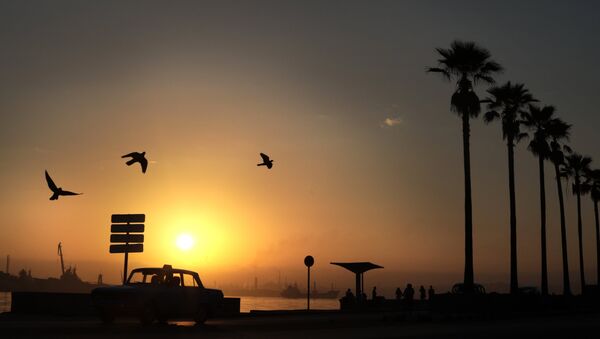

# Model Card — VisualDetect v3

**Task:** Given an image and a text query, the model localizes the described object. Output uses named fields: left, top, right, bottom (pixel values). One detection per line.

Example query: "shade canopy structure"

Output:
left=331, top=262, right=383, bottom=300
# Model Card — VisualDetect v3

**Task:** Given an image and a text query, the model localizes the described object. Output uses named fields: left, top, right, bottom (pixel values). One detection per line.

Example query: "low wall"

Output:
left=11, top=292, right=241, bottom=317
left=11, top=292, right=95, bottom=316
left=220, top=297, right=240, bottom=317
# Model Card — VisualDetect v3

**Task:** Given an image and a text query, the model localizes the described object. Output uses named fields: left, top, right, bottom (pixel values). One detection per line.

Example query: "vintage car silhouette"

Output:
left=91, top=265, right=224, bottom=324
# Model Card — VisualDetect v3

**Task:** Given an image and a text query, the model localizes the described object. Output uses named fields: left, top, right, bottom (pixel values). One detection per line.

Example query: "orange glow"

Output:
left=2, top=4, right=600, bottom=296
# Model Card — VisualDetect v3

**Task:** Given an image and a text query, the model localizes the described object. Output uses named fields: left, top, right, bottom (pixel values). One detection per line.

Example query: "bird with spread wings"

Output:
left=45, top=170, right=82, bottom=200
left=122, top=151, right=148, bottom=173
left=257, top=153, right=274, bottom=169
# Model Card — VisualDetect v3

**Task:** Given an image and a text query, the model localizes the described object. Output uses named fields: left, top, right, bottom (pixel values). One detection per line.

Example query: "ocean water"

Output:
left=232, top=295, right=339, bottom=313
left=0, top=292, right=10, bottom=313
left=0, top=292, right=338, bottom=313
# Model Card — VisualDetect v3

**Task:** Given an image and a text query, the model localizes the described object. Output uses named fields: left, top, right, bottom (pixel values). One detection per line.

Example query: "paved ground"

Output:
left=0, top=311, right=598, bottom=338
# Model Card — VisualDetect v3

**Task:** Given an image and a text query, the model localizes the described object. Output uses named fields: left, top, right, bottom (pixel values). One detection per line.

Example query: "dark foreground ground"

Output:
left=0, top=311, right=598, bottom=339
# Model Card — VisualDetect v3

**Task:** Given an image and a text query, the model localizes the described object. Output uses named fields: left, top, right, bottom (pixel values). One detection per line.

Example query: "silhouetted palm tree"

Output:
left=521, top=105, right=563, bottom=296
left=427, top=40, right=502, bottom=291
left=585, top=169, right=600, bottom=285
left=548, top=120, right=573, bottom=296
left=483, top=82, right=536, bottom=295
left=563, top=153, right=592, bottom=294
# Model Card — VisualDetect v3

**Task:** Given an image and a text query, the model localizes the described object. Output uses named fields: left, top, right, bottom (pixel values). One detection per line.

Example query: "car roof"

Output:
left=130, top=267, right=198, bottom=275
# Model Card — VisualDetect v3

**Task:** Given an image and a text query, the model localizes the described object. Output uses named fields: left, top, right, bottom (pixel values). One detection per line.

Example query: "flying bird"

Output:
left=45, top=170, right=82, bottom=200
left=257, top=153, right=274, bottom=169
left=122, top=151, right=148, bottom=173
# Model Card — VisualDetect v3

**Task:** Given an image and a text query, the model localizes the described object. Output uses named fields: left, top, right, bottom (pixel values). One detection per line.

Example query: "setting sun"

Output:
left=176, top=234, right=195, bottom=251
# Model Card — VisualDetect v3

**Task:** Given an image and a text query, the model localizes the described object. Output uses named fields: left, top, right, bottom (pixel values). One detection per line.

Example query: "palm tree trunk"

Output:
left=539, top=155, right=548, bottom=296
left=462, top=113, right=474, bottom=291
left=554, top=162, right=571, bottom=295
left=507, top=140, right=518, bottom=295
left=594, top=200, right=599, bottom=286
left=576, top=177, right=586, bottom=294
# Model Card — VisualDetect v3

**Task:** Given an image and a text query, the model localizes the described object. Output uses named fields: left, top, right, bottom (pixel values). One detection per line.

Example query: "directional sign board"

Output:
left=110, top=244, right=144, bottom=253
left=111, top=214, right=145, bottom=223
left=110, top=213, right=145, bottom=284
left=111, top=224, right=145, bottom=233
left=110, top=234, right=144, bottom=243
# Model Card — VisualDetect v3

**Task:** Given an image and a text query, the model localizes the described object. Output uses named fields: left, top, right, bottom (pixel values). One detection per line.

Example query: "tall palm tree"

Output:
left=563, top=153, right=592, bottom=294
left=585, top=169, right=600, bottom=285
left=427, top=41, right=502, bottom=292
left=483, top=82, right=536, bottom=295
left=548, top=120, right=573, bottom=295
left=521, top=105, right=564, bottom=296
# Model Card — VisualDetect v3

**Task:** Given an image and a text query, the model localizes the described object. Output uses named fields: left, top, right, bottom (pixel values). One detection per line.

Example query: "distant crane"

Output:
left=57, top=242, right=65, bottom=276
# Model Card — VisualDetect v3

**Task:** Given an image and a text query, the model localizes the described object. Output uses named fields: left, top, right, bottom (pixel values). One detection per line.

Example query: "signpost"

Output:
left=304, top=255, right=314, bottom=311
left=110, top=214, right=145, bottom=284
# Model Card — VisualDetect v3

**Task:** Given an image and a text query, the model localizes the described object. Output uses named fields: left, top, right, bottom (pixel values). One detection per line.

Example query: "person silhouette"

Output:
left=372, top=286, right=377, bottom=300
left=345, top=288, right=354, bottom=299
left=404, top=283, right=415, bottom=312
left=428, top=285, right=435, bottom=300
left=419, top=285, right=426, bottom=300
left=404, top=283, right=414, bottom=301
left=395, top=287, right=402, bottom=300
left=151, top=275, right=160, bottom=284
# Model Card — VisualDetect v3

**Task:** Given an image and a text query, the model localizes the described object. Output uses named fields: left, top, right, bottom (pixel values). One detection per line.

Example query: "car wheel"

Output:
left=194, top=307, right=208, bottom=325
left=139, top=307, right=156, bottom=326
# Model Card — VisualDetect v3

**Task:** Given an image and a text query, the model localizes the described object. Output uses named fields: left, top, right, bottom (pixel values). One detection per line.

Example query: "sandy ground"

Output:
left=0, top=311, right=598, bottom=339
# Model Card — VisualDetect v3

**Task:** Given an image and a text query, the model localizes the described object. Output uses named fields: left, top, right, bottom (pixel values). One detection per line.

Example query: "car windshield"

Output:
left=126, top=268, right=202, bottom=287
left=181, top=272, right=198, bottom=287
left=127, top=270, right=164, bottom=285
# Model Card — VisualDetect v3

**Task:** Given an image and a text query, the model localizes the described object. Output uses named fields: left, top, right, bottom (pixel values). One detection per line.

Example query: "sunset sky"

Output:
left=1, top=1, right=600, bottom=296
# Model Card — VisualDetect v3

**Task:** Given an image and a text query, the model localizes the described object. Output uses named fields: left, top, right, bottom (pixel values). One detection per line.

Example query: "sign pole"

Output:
left=123, top=220, right=129, bottom=285
left=307, top=266, right=310, bottom=311
left=304, top=255, right=314, bottom=312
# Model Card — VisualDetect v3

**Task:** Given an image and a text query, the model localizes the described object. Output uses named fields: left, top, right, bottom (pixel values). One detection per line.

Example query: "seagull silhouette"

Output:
left=257, top=153, right=274, bottom=169
left=122, top=151, right=148, bottom=173
left=45, top=170, right=82, bottom=200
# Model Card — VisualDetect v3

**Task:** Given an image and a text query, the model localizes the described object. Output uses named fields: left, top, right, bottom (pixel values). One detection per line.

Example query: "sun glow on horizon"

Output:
left=176, top=233, right=195, bottom=251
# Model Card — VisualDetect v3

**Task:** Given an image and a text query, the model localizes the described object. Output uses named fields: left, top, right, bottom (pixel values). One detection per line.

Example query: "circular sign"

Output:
left=304, top=255, right=314, bottom=267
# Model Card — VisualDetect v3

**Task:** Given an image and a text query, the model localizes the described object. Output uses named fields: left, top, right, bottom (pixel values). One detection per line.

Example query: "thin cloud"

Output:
left=34, top=146, right=51, bottom=154
left=382, top=116, right=403, bottom=128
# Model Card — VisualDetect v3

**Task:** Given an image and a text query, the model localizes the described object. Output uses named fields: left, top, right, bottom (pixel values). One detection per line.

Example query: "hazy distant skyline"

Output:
left=1, top=1, right=600, bottom=295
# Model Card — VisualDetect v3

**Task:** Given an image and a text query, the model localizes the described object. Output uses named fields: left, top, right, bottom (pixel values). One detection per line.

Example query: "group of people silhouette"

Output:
left=395, top=284, right=435, bottom=301
left=343, top=284, right=435, bottom=303
left=149, top=273, right=180, bottom=287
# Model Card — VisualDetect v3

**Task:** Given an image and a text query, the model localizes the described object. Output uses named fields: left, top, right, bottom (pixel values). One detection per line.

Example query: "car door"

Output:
left=154, top=272, right=186, bottom=317
left=181, top=272, right=202, bottom=316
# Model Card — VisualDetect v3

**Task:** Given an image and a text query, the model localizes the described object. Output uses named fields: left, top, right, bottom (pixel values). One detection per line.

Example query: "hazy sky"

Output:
left=1, top=1, right=599, bottom=295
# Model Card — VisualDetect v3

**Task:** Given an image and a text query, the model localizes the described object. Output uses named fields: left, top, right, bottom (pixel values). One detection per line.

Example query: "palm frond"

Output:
left=516, top=132, right=529, bottom=143
left=426, top=67, right=451, bottom=80
left=483, top=110, right=500, bottom=123
left=428, top=40, right=502, bottom=87
left=563, top=145, right=573, bottom=154
left=473, top=74, right=496, bottom=84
